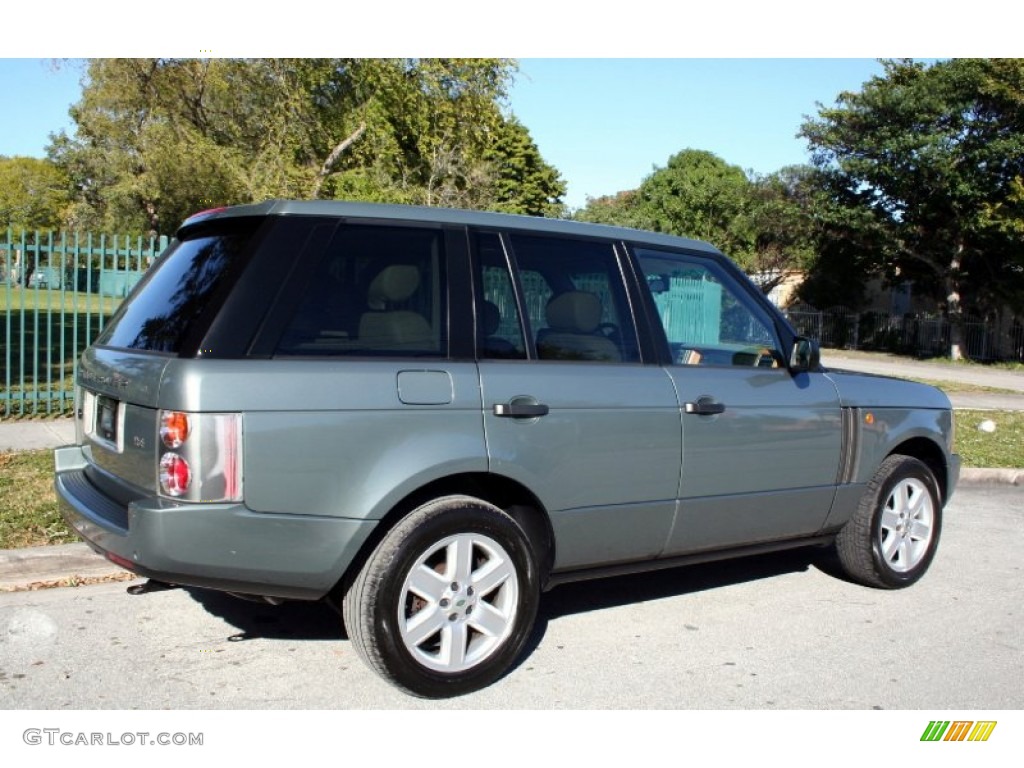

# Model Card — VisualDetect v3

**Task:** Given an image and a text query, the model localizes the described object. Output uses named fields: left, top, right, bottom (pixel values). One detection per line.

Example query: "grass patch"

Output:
left=1, top=287, right=122, bottom=315
left=955, top=410, right=1024, bottom=469
left=0, top=449, right=74, bottom=548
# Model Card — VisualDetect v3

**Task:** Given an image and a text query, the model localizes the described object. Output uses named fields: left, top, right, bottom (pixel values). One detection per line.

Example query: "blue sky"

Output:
left=0, top=58, right=888, bottom=210
left=509, top=59, right=887, bottom=207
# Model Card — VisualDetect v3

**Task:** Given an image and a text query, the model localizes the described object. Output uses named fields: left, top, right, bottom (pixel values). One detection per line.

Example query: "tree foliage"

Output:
left=800, top=58, right=1024, bottom=354
left=0, top=156, right=72, bottom=230
left=577, top=150, right=819, bottom=292
left=632, top=150, right=754, bottom=258
left=50, top=58, right=565, bottom=235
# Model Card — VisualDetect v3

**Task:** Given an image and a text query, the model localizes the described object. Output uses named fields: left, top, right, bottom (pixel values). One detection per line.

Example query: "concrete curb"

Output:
left=0, top=543, right=136, bottom=592
left=959, top=467, right=1024, bottom=486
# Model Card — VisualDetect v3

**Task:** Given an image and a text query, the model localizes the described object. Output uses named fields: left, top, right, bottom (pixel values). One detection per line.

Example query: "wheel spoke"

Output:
left=407, top=563, right=449, bottom=603
left=402, top=604, right=447, bottom=648
left=908, top=518, right=932, bottom=543
left=907, top=483, right=929, bottom=517
left=881, top=531, right=901, bottom=564
left=469, top=600, right=511, bottom=638
left=894, top=537, right=910, bottom=566
left=894, top=482, right=910, bottom=511
left=440, top=621, right=469, bottom=668
left=446, top=536, right=475, bottom=584
left=472, top=554, right=515, bottom=598
left=880, top=506, right=901, bottom=533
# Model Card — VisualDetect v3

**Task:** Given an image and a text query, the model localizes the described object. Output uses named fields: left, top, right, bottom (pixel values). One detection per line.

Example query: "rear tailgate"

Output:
left=77, top=346, right=171, bottom=496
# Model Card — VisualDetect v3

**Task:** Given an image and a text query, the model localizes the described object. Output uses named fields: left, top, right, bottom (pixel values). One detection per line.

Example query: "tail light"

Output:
left=157, top=410, right=243, bottom=502
left=159, top=453, right=192, bottom=496
left=160, top=411, right=191, bottom=449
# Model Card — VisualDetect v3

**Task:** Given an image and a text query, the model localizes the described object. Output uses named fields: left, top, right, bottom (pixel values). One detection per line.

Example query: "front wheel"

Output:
left=343, top=496, right=540, bottom=697
left=835, top=455, right=943, bottom=589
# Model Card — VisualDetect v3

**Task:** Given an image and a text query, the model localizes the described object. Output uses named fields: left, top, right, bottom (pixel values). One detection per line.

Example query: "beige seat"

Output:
left=358, top=265, right=433, bottom=351
left=479, top=300, right=520, bottom=358
left=536, top=291, right=620, bottom=362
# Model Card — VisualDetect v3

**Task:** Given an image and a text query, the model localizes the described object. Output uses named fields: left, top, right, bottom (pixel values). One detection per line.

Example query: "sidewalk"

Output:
left=0, top=418, right=76, bottom=451
left=823, top=351, right=1024, bottom=395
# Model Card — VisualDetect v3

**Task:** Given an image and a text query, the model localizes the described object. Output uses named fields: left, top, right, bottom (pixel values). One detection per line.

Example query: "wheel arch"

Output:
left=887, top=437, right=949, bottom=503
left=331, top=472, right=555, bottom=600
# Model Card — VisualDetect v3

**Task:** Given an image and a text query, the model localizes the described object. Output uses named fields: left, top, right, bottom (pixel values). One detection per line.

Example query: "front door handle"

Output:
left=684, top=397, right=726, bottom=416
left=493, top=402, right=550, bottom=418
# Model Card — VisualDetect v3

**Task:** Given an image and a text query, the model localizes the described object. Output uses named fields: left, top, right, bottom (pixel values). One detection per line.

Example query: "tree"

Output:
left=632, top=149, right=755, bottom=261
left=744, top=166, right=823, bottom=295
left=50, top=58, right=566, bottom=235
left=484, top=116, right=566, bottom=217
left=577, top=149, right=756, bottom=259
left=0, top=156, right=72, bottom=230
left=801, top=58, right=1024, bottom=358
left=575, top=190, right=642, bottom=228
left=577, top=150, right=818, bottom=293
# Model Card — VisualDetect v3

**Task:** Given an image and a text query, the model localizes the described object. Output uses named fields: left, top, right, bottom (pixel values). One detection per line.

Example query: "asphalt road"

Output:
left=2, top=484, right=1021, bottom=710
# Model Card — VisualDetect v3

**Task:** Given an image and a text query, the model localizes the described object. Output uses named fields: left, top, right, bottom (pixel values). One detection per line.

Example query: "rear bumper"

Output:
left=54, top=445, right=376, bottom=600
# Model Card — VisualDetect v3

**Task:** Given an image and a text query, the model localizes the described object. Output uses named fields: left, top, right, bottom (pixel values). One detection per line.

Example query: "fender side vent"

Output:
left=837, top=407, right=861, bottom=485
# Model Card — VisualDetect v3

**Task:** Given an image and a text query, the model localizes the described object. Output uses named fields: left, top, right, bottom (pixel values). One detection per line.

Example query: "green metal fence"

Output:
left=1, top=229, right=168, bottom=418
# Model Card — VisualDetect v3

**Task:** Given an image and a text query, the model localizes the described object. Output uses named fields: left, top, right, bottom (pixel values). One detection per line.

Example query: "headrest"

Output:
left=545, top=291, right=602, bottom=333
left=368, top=265, right=420, bottom=307
left=482, top=300, right=501, bottom=336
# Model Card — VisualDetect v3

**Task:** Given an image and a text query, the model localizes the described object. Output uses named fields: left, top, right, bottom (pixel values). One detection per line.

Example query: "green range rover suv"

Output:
left=55, top=200, right=960, bottom=697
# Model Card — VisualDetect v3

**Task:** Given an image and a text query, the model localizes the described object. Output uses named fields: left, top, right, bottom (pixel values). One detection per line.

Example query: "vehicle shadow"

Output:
left=184, top=588, right=343, bottom=643
left=183, top=546, right=827, bottom=655
left=512, top=546, right=826, bottom=675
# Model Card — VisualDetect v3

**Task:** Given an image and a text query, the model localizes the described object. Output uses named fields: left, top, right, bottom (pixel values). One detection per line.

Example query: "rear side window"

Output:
left=508, top=234, right=640, bottom=363
left=476, top=232, right=527, bottom=359
left=96, top=222, right=257, bottom=354
left=275, top=225, right=447, bottom=357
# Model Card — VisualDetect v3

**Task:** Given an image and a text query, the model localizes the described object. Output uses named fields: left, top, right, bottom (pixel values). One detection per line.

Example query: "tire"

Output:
left=343, top=495, right=540, bottom=698
left=835, top=455, right=942, bottom=589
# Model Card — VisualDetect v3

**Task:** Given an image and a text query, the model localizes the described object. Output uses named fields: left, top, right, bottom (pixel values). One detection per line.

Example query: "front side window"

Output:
left=275, top=226, right=446, bottom=357
left=635, top=248, right=782, bottom=367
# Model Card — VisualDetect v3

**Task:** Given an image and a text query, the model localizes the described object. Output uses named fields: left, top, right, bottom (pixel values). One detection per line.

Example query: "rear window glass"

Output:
left=96, top=223, right=256, bottom=353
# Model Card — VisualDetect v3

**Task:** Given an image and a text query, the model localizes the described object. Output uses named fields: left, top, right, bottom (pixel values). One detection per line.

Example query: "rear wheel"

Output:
left=835, top=455, right=942, bottom=588
left=343, top=495, right=539, bottom=697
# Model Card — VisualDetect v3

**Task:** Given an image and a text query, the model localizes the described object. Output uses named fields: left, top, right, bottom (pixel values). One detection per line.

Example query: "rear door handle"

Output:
left=493, top=403, right=550, bottom=418
left=684, top=397, right=726, bottom=416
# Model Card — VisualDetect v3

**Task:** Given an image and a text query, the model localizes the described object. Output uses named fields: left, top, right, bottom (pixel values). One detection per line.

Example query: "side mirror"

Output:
left=789, top=337, right=820, bottom=373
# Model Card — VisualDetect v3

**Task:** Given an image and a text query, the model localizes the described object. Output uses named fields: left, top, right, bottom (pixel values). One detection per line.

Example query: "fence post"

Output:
left=3, top=228, right=11, bottom=417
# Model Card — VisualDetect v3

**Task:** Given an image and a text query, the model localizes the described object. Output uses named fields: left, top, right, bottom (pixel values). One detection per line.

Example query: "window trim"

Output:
left=467, top=228, right=533, bottom=361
